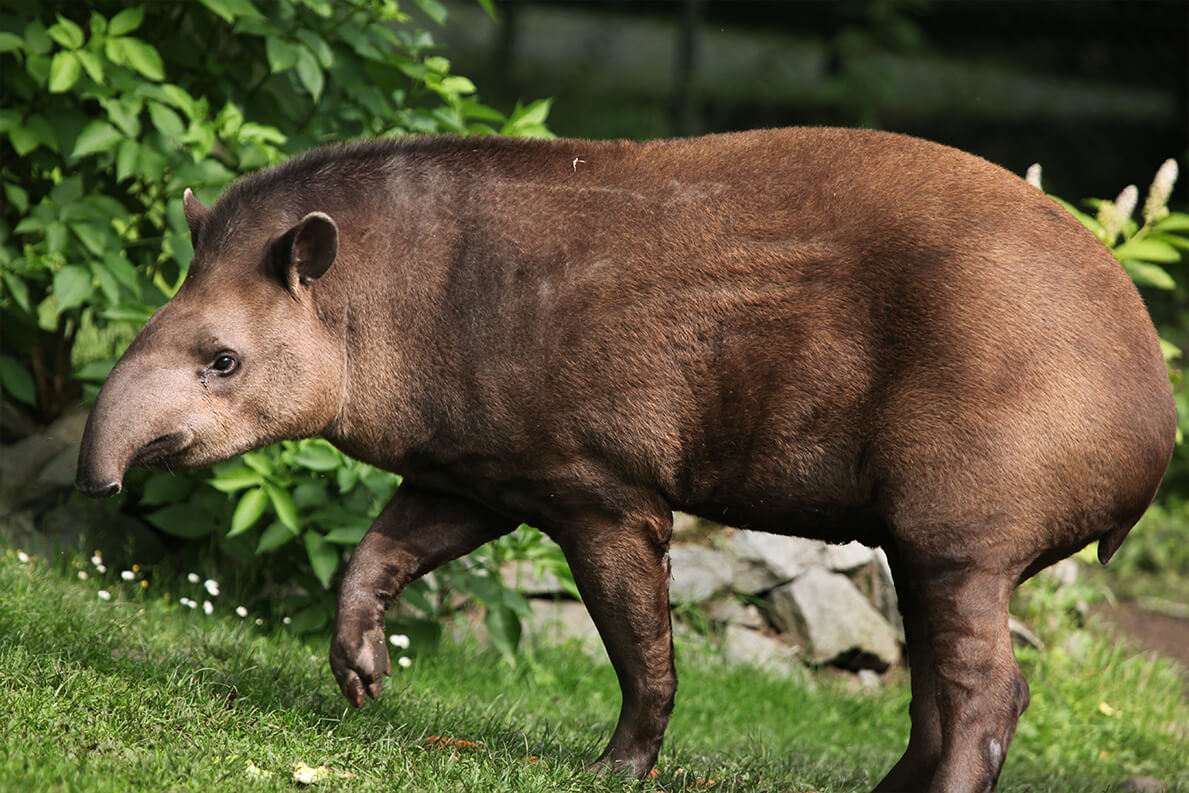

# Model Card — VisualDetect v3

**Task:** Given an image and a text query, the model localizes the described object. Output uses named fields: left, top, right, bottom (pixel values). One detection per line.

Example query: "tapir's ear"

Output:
left=183, top=188, right=210, bottom=244
left=272, top=211, right=338, bottom=292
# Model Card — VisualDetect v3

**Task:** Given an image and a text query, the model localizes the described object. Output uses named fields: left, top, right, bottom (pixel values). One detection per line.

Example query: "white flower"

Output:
left=1025, top=163, right=1043, bottom=190
left=180, top=597, right=197, bottom=609
left=96, top=564, right=107, bottom=574
left=235, top=606, right=248, bottom=618
left=120, top=570, right=135, bottom=581
left=283, top=616, right=292, bottom=625
left=187, top=573, right=200, bottom=584
left=397, top=656, right=412, bottom=669
left=91, top=553, right=103, bottom=567
left=388, top=634, right=410, bottom=649
left=16, top=550, right=29, bottom=564
left=77, top=571, right=88, bottom=581
left=1097, top=184, right=1138, bottom=244
left=255, top=618, right=264, bottom=626
left=203, top=579, right=220, bottom=597
left=203, top=600, right=214, bottom=615
left=97, top=590, right=112, bottom=601
left=1143, top=158, right=1179, bottom=224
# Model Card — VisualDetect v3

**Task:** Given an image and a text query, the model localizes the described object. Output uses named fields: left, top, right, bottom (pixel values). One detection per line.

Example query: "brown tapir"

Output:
left=76, top=128, right=1176, bottom=793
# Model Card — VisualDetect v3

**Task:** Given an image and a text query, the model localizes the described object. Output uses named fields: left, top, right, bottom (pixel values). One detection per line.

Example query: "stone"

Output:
left=768, top=567, right=901, bottom=671
left=720, top=624, right=803, bottom=676
left=668, top=543, right=731, bottom=604
left=704, top=597, right=766, bottom=629
left=846, top=551, right=903, bottom=635
left=820, top=541, right=875, bottom=572
left=718, top=530, right=824, bottom=592
left=523, top=599, right=602, bottom=654
left=499, top=559, right=569, bottom=596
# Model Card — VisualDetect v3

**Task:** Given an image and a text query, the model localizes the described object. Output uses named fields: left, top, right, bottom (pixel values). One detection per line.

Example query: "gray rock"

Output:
left=718, top=530, right=823, bottom=591
left=668, top=543, right=731, bottom=604
left=768, top=567, right=901, bottom=671
left=846, top=551, right=903, bottom=635
left=821, top=541, right=875, bottom=572
left=0, top=407, right=89, bottom=510
left=1121, top=776, right=1165, bottom=793
left=499, top=559, right=570, bottom=596
left=704, top=597, right=766, bottom=629
left=524, top=599, right=602, bottom=653
left=721, top=624, right=803, bottom=676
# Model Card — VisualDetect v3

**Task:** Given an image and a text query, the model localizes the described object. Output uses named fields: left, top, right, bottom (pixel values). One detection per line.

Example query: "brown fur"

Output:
left=77, top=128, right=1176, bottom=793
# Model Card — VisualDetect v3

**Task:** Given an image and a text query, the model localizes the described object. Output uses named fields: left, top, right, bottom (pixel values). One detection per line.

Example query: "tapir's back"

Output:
left=446, top=128, right=1174, bottom=551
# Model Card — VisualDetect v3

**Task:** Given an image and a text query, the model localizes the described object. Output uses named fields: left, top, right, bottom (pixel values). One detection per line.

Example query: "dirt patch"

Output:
left=1093, top=600, right=1189, bottom=676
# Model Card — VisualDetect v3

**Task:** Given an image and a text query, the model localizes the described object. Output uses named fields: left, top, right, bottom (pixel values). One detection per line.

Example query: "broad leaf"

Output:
left=304, top=531, right=339, bottom=589
left=53, top=265, right=93, bottom=310
left=71, top=119, right=123, bottom=158
left=228, top=486, right=269, bottom=537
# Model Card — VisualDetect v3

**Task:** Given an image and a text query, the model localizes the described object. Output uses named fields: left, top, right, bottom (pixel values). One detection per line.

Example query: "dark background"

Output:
left=441, top=0, right=1188, bottom=203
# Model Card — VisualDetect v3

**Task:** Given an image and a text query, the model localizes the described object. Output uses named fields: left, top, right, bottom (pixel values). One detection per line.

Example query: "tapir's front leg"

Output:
left=331, top=484, right=516, bottom=706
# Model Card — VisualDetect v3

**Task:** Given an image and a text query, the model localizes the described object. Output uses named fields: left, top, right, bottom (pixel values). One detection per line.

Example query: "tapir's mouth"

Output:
left=130, top=429, right=195, bottom=469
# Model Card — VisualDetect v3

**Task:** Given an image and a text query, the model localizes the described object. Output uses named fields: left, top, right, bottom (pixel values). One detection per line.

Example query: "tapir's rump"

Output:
left=77, top=128, right=1176, bottom=793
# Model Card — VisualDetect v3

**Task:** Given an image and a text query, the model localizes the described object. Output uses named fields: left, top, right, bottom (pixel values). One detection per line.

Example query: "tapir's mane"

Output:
left=203, top=135, right=581, bottom=248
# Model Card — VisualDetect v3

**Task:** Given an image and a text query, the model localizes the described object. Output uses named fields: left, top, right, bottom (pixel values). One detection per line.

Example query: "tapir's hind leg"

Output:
left=880, top=550, right=1030, bottom=793
left=873, top=547, right=943, bottom=792
left=551, top=507, right=677, bottom=778
left=331, top=485, right=517, bottom=706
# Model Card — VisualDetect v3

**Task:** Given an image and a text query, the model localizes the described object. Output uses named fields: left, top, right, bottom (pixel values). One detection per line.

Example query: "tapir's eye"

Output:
left=210, top=353, right=239, bottom=376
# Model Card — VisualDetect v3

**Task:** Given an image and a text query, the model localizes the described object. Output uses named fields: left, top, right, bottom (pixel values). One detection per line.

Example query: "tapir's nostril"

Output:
left=76, top=478, right=122, bottom=498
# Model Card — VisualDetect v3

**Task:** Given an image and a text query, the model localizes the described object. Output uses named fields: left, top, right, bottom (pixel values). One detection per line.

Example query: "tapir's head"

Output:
left=76, top=189, right=346, bottom=497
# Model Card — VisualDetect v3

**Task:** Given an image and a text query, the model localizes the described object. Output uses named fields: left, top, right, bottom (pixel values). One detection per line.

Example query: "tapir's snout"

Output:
left=75, top=476, right=122, bottom=499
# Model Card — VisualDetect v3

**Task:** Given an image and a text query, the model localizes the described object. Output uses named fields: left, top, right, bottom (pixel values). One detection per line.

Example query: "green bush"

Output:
left=0, top=0, right=559, bottom=654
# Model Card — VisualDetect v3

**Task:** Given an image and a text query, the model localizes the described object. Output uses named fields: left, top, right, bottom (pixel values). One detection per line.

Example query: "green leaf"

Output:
left=0, top=33, right=25, bottom=53
left=0, top=355, right=36, bottom=406
left=256, top=520, right=299, bottom=553
left=1121, top=260, right=1176, bottom=291
left=48, top=16, right=85, bottom=50
left=291, top=441, right=340, bottom=471
left=139, top=472, right=195, bottom=506
left=118, top=37, right=164, bottom=80
left=4, top=181, right=29, bottom=214
left=108, top=7, right=145, bottom=36
left=323, top=525, right=368, bottom=545
left=23, top=21, right=52, bottom=55
left=104, top=252, right=140, bottom=292
left=475, top=0, right=498, bottom=21
left=299, top=0, right=334, bottom=17
left=209, top=466, right=262, bottom=493
left=49, top=51, right=81, bottom=92
left=294, top=46, right=323, bottom=101
left=71, top=120, right=123, bottom=158
left=1113, top=237, right=1182, bottom=264
left=265, top=35, right=300, bottom=73
left=294, top=30, right=333, bottom=68
left=198, top=0, right=265, bottom=23
left=74, top=359, right=115, bottom=382
left=410, top=0, right=448, bottom=25
left=2, top=271, right=32, bottom=313
left=74, top=223, right=110, bottom=258
left=304, top=531, right=339, bottom=589
left=1152, top=213, right=1189, bottom=233
left=265, top=482, right=299, bottom=532
left=485, top=605, right=522, bottom=664
left=147, top=101, right=184, bottom=137
left=147, top=503, right=218, bottom=538
left=242, top=451, right=274, bottom=477
left=54, top=265, right=93, bottom=311
left=75, top=49, right=104, bottom=84
left=228, top=486, right=269, bottom=537
left=116, top=139, right=139, bottom=181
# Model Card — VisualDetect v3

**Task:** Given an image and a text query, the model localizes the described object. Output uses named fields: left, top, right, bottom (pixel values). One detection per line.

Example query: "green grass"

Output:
left=1, top=548, right=1185, bottom=793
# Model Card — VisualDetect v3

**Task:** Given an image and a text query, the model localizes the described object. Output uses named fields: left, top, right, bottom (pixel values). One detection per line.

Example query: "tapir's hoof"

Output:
left=329, top=622, right=391, bottom=706
left=585, top=754, right=656, bottom=780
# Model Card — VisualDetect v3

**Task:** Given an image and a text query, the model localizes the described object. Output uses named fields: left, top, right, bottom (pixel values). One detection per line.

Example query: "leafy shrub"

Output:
left=0, top=0, right=559, bottom=654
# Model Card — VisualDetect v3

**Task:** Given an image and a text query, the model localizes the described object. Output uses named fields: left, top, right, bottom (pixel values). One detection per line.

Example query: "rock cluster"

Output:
left=507, top=519, right=905, bottom=677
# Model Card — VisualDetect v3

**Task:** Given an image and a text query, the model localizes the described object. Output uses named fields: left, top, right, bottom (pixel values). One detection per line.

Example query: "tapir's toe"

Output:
left=329, top=623, right=391, bottom=706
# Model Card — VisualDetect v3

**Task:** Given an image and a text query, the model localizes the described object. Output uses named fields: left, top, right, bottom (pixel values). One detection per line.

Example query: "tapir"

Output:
left=76, top=128, right=1176, bottom=793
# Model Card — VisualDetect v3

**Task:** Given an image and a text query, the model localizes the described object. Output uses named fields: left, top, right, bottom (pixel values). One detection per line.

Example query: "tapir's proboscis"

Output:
left=76, top=128, right=1176, bottom=793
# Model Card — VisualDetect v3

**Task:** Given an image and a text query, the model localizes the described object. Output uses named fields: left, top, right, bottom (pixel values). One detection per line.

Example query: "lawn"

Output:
left=0, top=548, right=1185, bottom=793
